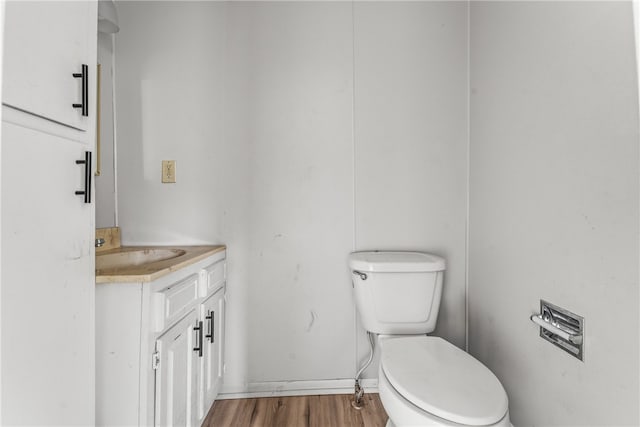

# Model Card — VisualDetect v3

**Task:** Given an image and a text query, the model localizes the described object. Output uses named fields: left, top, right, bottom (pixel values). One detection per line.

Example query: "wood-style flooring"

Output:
left=202, top=393, right=388, bottom=427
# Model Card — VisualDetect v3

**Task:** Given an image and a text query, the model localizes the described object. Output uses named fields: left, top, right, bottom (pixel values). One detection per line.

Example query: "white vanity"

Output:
left=96, top=243, right=226, bottom=426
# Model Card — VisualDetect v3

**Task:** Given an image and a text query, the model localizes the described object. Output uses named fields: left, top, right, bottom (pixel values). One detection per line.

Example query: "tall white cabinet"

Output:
left=96, top=250, right=227, bottom=427
left=3, top=1, right=94, bottom=130
left=1, top=1, right=97, bottom=425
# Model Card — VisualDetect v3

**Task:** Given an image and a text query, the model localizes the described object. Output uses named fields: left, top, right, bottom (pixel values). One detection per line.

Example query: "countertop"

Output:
left=95, top=245, right=226, bottom=284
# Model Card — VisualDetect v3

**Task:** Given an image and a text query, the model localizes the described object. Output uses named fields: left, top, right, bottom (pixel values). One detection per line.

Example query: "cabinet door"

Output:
left=198, top=288, right=225, bottom=421
left=2, top=0, right=96, bottom=130
left=1, top=121, right=94, bottom=425
left=155, top=310, right=200, bottom=427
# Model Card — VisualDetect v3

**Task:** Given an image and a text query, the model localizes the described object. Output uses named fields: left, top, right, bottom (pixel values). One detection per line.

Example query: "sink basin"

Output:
left=96, top=248, right=186, bottom=270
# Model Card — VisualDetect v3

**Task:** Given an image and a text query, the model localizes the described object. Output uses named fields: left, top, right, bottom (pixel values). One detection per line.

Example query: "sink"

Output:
left=96, top=248, right=186, bottom=270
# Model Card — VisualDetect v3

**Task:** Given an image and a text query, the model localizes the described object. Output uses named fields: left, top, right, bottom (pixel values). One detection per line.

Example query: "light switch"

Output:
left=162, top=160, right=176, bottom=183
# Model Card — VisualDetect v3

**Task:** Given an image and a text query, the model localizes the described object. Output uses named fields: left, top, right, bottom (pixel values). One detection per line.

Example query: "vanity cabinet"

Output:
left=96, top=250, right=226, bottom=427
left=154, top=309, right=200, bottom=427
left=198, top=287, right=225, bottom=420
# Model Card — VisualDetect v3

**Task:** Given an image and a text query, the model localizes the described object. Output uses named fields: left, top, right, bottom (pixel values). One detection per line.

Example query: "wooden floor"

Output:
left=202, top=393, right=388, bottom=427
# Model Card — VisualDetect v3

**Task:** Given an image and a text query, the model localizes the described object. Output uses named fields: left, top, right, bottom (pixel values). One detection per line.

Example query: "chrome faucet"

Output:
left=95, top=238, right=106, bottom=248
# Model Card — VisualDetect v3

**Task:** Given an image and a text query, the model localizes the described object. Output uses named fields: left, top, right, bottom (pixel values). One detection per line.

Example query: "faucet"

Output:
left=95, top=238, right=106, bottom=248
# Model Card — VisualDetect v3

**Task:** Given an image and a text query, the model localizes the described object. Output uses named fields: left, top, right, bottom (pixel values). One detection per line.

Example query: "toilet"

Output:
left=349, top=251, right=511, bottom=427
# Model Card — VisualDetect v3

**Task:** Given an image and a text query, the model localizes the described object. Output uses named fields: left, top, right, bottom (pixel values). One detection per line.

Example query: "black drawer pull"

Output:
left=72, top=64, right=89, bottom=117
left=205, top=311, right=215, bottom=343
left=193, top=321, right=203, bottom=357
left=75, top=151, right=92, bottom=203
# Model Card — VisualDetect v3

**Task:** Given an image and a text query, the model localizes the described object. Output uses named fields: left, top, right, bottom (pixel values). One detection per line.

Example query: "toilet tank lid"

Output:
left=348, top=251, right=445, bottom=273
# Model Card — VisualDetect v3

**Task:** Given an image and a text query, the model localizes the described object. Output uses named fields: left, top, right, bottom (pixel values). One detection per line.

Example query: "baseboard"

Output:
left=218, top=378, right=379, bottom=400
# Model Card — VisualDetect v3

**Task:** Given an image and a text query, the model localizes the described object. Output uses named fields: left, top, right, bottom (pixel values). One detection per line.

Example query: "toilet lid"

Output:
left=381, top=336, right=508, bottom=426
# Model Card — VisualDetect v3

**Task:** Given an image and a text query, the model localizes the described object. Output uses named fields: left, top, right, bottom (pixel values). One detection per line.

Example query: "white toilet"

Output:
left=349, top=251, right=511, bottom=427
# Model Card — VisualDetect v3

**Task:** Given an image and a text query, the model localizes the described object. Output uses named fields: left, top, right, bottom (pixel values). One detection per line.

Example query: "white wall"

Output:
left=469, top=2, right=640, bottom=425
left=115, top=1, right=468, bottom=392
left=227, top=2, right=356, bottom=384
left=114, top=1, right=640, bottom=421
left=353, top=3, right=468, bottom=375
left=115, top=1, right=232, bottom=246
left=114, top=1, right=253, bottom=392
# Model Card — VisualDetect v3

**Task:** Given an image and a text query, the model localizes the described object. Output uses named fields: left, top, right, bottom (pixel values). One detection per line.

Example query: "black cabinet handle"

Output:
left=193, top=321, right=203, bottom=357
left=205, top=311, right=215, bottom=343
left=75, top=151, right=92, bottom=203
left=72, top=64, right=89, bottom=117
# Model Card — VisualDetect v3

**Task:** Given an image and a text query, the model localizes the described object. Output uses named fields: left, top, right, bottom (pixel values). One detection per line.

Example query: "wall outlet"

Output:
left=162, top=160, right=176, bottom=183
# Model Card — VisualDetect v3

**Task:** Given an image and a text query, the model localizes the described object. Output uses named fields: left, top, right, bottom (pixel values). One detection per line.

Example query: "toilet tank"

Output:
left=349, top=251, right=446, bottom=335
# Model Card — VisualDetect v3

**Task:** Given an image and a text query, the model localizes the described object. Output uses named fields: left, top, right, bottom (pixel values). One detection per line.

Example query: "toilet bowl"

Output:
left=377, top=336, right=510, bottom=427
left=348, top=251, right=511, bottom=427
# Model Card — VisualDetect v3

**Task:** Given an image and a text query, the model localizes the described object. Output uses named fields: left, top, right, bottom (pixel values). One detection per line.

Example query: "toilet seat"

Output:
left=380, top=336, right=508, bottom=426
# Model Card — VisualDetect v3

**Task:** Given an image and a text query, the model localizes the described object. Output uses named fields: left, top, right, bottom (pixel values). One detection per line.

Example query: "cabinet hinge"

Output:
left=152, top=351, right=160, bottom=370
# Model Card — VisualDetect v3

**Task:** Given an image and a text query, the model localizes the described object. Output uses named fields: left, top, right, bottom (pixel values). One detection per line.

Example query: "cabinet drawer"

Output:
left=202, top=261, right=226, bottom=296
left=153, top=274, right=199, bottom=332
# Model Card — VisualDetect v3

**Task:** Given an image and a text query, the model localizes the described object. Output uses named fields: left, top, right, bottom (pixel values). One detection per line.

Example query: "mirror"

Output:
left=95, top=32, right=117, bottom=228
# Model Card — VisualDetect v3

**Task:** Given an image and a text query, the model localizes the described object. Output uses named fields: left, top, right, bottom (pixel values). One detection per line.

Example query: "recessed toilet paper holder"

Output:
left=531, top=300, right=584, bottom=361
